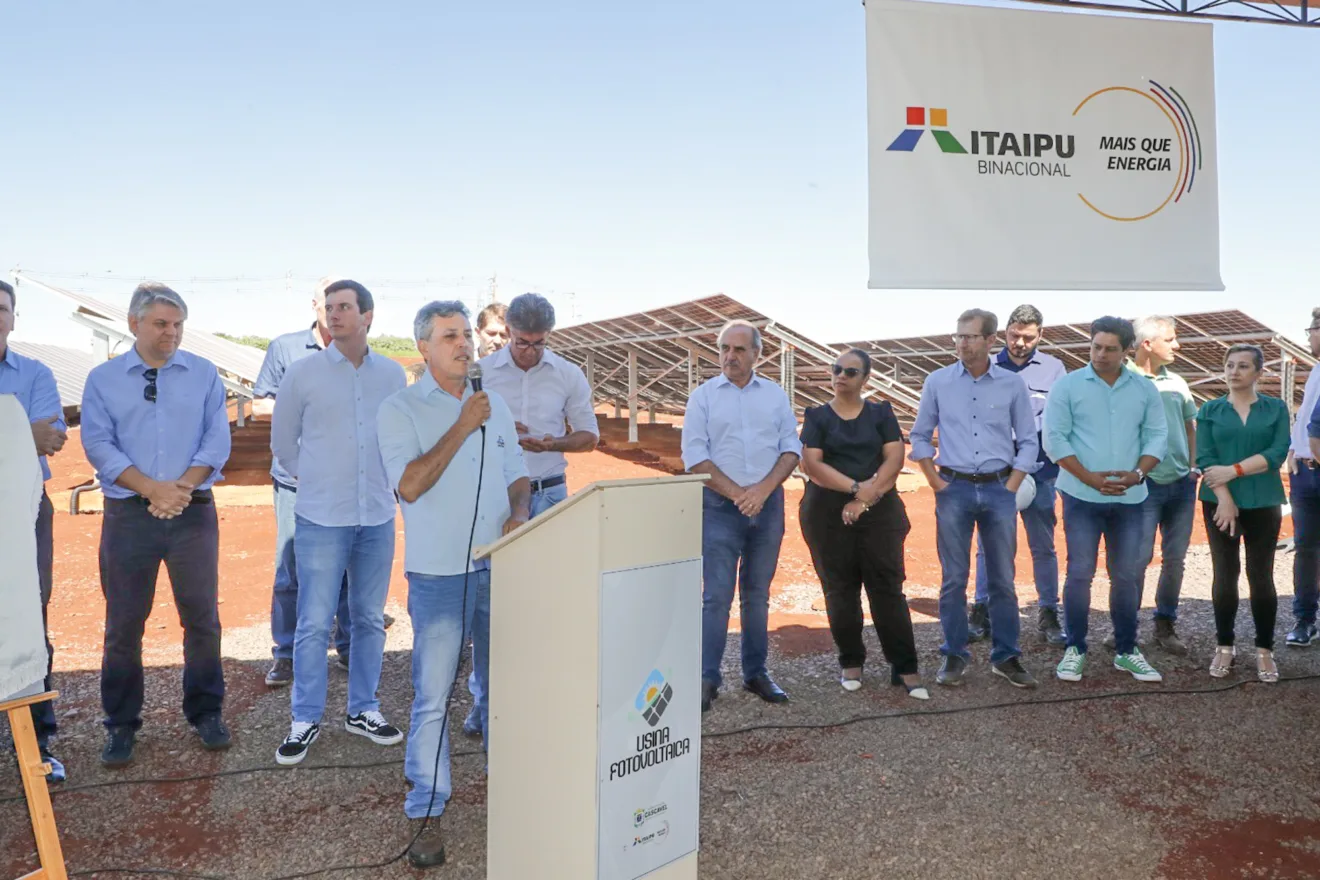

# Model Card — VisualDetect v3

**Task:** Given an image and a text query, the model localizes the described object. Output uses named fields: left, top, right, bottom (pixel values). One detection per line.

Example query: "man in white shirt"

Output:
left=377, top=300, right=530, bottom=868
left=682, top=321, right=802, bottom=712
left=1287, top=307, right=1320, bottom=647
left=462, top=293, right=598, bottom=735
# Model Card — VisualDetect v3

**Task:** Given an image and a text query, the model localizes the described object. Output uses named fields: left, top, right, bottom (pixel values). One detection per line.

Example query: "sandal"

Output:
left=1209, top=646, right=1235, bottom=678
left=840, top=668, right=863, bottom=692
left=1256, top=648, right=1279, bottom=683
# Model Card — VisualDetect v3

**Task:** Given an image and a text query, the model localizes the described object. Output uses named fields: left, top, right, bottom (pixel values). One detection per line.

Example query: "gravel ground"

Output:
left=5, top=544, right=1320, bottom=879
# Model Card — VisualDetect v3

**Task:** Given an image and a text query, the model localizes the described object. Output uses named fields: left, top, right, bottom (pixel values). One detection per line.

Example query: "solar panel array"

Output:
left=7, top=340, right=95, bottom=409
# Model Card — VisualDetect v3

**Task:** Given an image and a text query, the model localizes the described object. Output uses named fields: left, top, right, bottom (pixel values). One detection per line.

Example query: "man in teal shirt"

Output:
left=1044, top=317, right=1168, bottom=683
left=1124, top=316, right=1198, bottom=657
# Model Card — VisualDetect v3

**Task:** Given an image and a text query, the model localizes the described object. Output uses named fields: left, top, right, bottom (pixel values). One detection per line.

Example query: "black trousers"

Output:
left=31, top=491, right=56, bottom=747
left=800, top=483, right=918, bottom=675
left=100, top=496, right=225, bottom=730
left=1203, top=502, right=1281, bottom=650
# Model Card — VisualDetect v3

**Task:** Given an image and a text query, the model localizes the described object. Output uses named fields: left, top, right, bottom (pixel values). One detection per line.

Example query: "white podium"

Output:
left=474, top=475, right=707, bottom=880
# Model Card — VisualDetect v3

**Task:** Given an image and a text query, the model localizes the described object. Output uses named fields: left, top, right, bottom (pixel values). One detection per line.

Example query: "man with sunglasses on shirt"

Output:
left=462, top=292, right=598, bottom=735
left=81, top=283, right=233, bottom=767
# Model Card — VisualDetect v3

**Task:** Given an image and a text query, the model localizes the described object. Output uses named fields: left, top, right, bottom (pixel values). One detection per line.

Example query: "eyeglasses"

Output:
left=1306, top=325, right=1320, bottom=334
left=831, top=365, right=861, bottom=378
left=512, top=338, right=547, bottom=351
left=952, top=334, right=986, bottom=344
left=143, top=368, right=158, bottom=403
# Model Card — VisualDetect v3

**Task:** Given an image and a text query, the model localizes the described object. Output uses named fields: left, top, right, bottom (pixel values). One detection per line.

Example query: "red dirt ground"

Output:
left=38, top=428, right=1289, bottom=672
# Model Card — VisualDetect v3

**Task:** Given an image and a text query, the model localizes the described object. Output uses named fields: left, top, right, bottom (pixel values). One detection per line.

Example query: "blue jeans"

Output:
left=404, top=570, right=490, bottom=820
left=1061, top=495, right=1144, bottom=654
left=974, top=478, right=1058, bottom=609
left=465, top=480, right=568, bottom=718
left=1135, top=475, right=1197, bottom=622
left=1291, top=464, right=1320, bottom=625
left=271, top=483, right=351, bottom=660
left=291, top=518, right=394, bottom=724
left=701, top=486, right=784, bottom=687
left=935, top=478, right=1020, bottom=664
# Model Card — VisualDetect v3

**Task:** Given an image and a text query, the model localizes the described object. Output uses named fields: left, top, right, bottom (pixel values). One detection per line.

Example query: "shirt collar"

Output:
left=0, top=346, right=14, bottom=371
left=325, top=342, right=374, bottom=365
left=1124, top=357, right=1167, bottom=380
left=304, top=324, right=325, bottom=351
left=1082, top=363, right=1132, bottom=387
left=995, top=348, right=1038, bottom=369
left=418, top=368, right=472, bottom=402
left=123, top=345, right=185, bottom=373
left=712, top=371, right=762, bottom=390
left=954, top=358, right=996, bottom=379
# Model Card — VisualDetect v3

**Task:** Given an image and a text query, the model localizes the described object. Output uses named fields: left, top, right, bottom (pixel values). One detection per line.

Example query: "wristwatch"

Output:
left=1134, top=467, right=1145, bottom=481
left=850, top=481, right=860, bottom=496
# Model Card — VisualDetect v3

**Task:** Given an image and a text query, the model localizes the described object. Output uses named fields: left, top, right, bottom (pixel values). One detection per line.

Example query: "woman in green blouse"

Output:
left=1197, top=344, right=1291, bottom=683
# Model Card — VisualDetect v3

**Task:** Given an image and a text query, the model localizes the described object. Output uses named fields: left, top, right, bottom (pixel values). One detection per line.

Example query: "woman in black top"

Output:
left=799, top=349, right=926, bottom=699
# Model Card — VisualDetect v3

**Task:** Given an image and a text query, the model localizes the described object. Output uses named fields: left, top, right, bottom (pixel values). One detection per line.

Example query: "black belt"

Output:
left=1302, top=459, right=1320, bottom=471
left=939, top=466, right=1012, bottom=484
left=128, top=490, right=214, bottom=506
left=529, top=474, right=566, bottom=493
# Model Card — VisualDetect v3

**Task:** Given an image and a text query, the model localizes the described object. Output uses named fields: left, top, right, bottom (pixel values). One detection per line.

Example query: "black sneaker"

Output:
left=992, top=656, right=1039, bottom=689
left=193, top=714, right=232, bottom=751
left=1287, top=622, right=1317, bottom=647
left=265, top=658, right=293, bottom=687
left=1037, top=607, right=1065, bottom=646
left=276, top=722, right=320, bottom=766
left=1152, top=618, right=1187, bottom=655
left=41, top=747, right=66, bottom=784
left=967, top=603, right=990, bottom=642
left=384, top=612, right=396, bottom=631
left=335, top=653, right=350, bottom=672
left=345, top=711, right=404, bottom=745
left=101, top=726, right=135, bottom=768
left=407, top=818, right=446, bottom=868
left=936, top=655, right=968, bottom=686
left=461, top=706, right=482, bottom=738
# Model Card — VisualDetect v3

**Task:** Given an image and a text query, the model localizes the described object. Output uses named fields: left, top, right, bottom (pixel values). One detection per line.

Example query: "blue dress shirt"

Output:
left=1043, top=364, right=1168, bottom=505
left=994, top=347, right=1066, bottom=482
left=909, top=360, right=1039, bottom=475
left=680, top=373, right=803, bottom=486
left=270, top=343, right=406, bottom=528
left=80, top=347, right=232, bottom=500
left=253, top=324, right=325, bottom=487
left=377, top=372, right=530, bottom=577
left=0, top=347, right=64, bottom=482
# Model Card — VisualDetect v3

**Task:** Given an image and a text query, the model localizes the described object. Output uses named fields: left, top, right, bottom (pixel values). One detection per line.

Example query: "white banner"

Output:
left=866, top=0, right=1221, bottom=291
left=596, top=559, right=701, bottom=880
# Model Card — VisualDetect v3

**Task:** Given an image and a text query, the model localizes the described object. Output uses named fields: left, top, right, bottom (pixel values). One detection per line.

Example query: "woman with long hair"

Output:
left=799, top=348, right=926, bottom=699
left=1197, top=344, right=1290, bottom=682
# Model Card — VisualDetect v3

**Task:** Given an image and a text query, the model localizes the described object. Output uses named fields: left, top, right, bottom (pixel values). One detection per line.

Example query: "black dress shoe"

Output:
left=967, top=603, right=990, bottom=642
left=743, top=674, right=789, bottom=703
left=102, top=726, right=136, bottom=768
left=701, top=681, right=718, bottom=713
left=936, top=655, right=968, bottom=686
left=193, top=714, right=232, bottom=751
left=407, top=819, right=446, bottom=869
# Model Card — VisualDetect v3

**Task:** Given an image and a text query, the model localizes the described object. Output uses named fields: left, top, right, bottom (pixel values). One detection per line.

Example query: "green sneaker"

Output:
left=1114, top=650, right=1162, bottom=682
left=1056, top=646, right=1085, bottom=682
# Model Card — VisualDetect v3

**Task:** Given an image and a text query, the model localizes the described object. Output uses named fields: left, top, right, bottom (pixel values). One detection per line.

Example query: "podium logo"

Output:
left=635, top=669, right=673, bottom=728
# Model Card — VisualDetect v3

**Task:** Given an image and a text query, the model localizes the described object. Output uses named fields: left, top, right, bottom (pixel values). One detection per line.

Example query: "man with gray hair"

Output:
left=272, top=279, right=407, bottom=767
left=252, top=275, right=355, bottom=687
left=81, top=282, right=233, bottom=767
left=463, top=292, right=597, bottom=735
left=378, top=300, right=530, bottom=867
left=1121, top=315, right=1198, bottom=655
left=683, top=319, right=802, bottom=711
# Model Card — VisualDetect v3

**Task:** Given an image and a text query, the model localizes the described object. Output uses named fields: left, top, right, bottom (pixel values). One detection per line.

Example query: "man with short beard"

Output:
left=969, top=304, right=1066, bottom=647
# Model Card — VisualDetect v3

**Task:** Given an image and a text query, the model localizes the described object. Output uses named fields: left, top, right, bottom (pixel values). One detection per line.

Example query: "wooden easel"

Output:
left=3, top=690, right=67, bottom=880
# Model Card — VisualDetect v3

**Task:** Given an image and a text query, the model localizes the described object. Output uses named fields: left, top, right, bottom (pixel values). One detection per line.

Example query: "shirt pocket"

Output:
left=984, top=400, right=1013, bottom=429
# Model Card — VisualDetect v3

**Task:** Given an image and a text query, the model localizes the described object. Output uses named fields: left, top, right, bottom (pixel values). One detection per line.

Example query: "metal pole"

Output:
left=628, top=351, right=639, bottom=444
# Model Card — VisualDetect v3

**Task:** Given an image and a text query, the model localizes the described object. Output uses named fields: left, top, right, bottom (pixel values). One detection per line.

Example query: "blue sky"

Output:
left=2, top=1, right=1315, bottom=350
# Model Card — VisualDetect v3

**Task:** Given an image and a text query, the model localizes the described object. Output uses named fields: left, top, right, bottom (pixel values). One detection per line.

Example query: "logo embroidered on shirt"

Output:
left=496, top=436, right=506, bottom=448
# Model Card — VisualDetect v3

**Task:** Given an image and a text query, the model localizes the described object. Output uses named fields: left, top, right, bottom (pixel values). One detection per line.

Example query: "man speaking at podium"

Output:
left=378, top=300, right=530, bottom=868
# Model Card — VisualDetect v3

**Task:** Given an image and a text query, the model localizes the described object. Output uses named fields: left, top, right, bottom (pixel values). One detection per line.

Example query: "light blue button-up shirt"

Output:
left=680, top=373, right=802, bottom=486
left=1043, top=364, right=1168, bottom=505
left=0, top=347, right=64, bottom=482
left=81, top=347, right=231, bottom=500
left=909, top=360, right=1039, bottom=475
left=377, top=372, right=529, bottom=577
left=253, top=324, right=325, bottom=487
left=270, top=343, right=406, bottom=528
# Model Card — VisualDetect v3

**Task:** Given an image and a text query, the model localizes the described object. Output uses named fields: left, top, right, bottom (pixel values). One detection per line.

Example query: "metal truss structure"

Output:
left=1008, top=0, right=1318, bottom=27
left=551, top=294, right=925, bottom=442
left=844, top=309, right=1316, bottom=416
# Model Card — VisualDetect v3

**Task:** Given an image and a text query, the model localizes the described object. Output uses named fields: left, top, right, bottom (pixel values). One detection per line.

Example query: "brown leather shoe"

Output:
left=407, top=818, right=446, bottom=869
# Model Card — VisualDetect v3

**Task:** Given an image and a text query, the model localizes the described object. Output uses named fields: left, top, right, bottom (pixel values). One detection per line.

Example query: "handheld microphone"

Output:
left=468, top=363, right=483, bottom=393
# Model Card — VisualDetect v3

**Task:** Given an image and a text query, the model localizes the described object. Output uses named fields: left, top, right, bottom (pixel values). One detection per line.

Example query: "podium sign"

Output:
left=597, top=560, right=701, bottom=880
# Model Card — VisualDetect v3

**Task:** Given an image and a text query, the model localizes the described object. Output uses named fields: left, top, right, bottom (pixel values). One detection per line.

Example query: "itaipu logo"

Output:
left=635, top=669, right=673, bottom=728
left=884, top=81, right=1203, bottom=223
